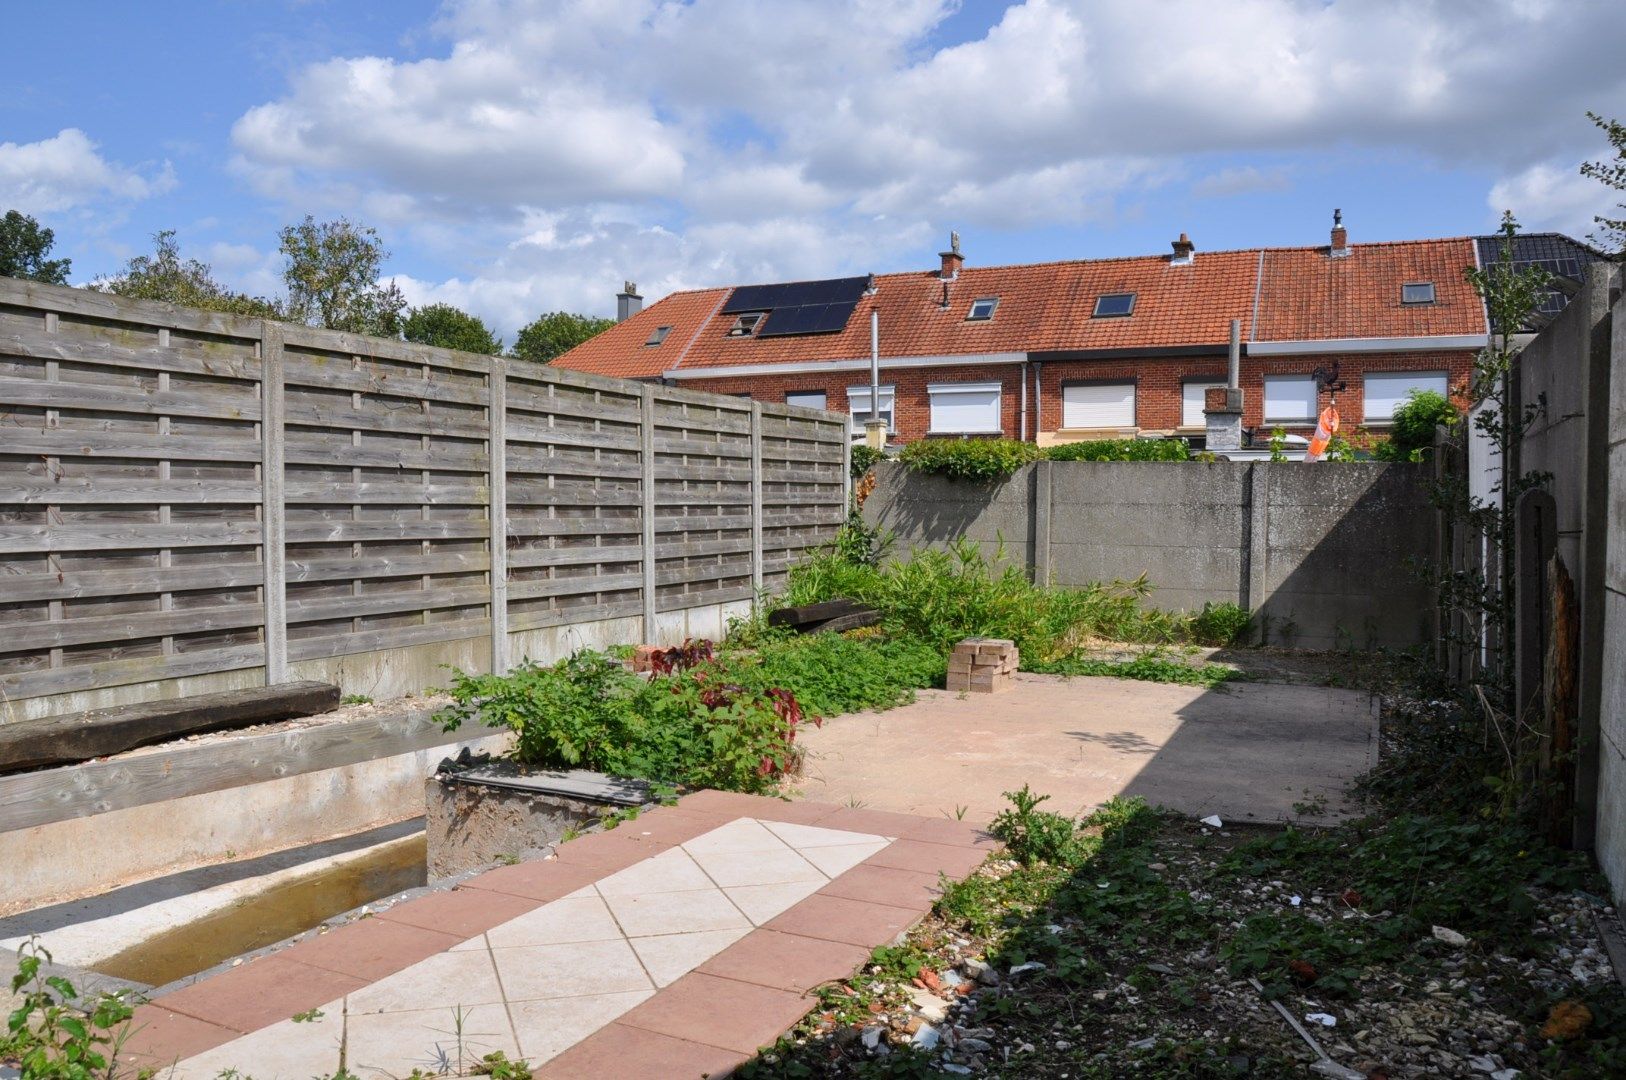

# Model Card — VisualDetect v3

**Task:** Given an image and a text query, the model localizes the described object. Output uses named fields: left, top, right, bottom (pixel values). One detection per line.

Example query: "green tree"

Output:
left=1373, top=389, right=1459, bottom=462
left=511, top=310, right=614, bottom=365
left=0, top=209, right=71, bottom=284
left=92, top=231, right=280, bottom=317
left=1580, top=111, right=1626, bottom=255
left=402, top=302, right=502, bottom=354
left=278, top=215, right=406, bottom=337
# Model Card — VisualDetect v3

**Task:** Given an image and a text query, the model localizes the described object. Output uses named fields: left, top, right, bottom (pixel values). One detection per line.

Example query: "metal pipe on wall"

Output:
left=1019, top=361, right=1028, bottom=441
left=1228, top=318, right=1241, bottom=389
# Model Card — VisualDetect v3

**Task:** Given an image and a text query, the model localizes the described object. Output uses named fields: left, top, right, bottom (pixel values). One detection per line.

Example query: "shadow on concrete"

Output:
left=1065, top=730, right=1160, bottom=755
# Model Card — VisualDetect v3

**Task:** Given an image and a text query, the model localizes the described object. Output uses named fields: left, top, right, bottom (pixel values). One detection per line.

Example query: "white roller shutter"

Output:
left=847, top=385, right=895, bottom=430
left=1062, top=382, right=1135, bottom=428
left=1364, top=371, right=1447, bottom=421
left=785, top=389, right=827, bottom=411
left=1264, top=375, right=1317, bottom=422
left=928, top=382, right=1002, bottom=434
left=1182, top=381, right=1224, bottom=427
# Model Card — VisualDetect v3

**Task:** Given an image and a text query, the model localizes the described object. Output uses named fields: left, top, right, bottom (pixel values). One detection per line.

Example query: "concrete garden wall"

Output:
left=862, top=459, right=1436, bottom=651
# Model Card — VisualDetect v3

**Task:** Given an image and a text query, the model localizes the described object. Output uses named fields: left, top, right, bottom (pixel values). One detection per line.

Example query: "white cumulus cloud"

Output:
left=0, top=129, right=175, bottom=215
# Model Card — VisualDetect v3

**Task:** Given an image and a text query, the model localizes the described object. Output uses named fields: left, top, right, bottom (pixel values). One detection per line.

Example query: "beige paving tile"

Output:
left=722, top=878, right=826, bottom=925
left=628, top=927, right=751, bottom=987
left=761, top=820, right=889, bottom=849
left=602, top=886, right=752, bottom=937
left=167, top=1007, right=346, bottom=1080
left=345, top=1002, right=519, bottom=1077
left=509, top=990, right=656, bottom=1064
left=347, top=948, right=504, bottom=1015
left=688, top=845, right=825, bottom=888
left=476, top=894, right=624, bottom=950
left=494, top=937, right=655, bottom=1001
left=798, top=840, right=891, bottom=877
left=680, top=818, right=791, bottom=857
left=594, top=846, right=715, bottom=896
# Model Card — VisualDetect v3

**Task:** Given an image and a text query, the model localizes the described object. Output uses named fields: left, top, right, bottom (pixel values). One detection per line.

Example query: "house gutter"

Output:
left=1247, top=334, right=1487, bottom=355
left=662, top=351, right=1027, bottom=380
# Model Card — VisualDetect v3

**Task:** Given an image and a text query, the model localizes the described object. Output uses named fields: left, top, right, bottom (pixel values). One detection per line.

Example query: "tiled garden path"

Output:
left=119, top=791, right=996, bottom=1079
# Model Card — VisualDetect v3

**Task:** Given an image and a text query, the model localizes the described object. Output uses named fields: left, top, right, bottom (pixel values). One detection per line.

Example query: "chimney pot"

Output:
left=938, top=231, right=964, bottom=280
left=616, top=281, right=643, bottom=322
left=1170, top=232, right=1196, bottom=263
left=1329, top=209, right=1349, bottom=258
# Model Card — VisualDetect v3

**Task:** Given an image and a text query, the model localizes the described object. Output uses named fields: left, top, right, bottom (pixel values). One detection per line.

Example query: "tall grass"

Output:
left=783, top=539, right=1241, bottom=661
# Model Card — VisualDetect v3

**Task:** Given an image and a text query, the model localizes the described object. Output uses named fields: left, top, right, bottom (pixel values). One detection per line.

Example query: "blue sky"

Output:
left=5, top=1, right=1624, bottom=338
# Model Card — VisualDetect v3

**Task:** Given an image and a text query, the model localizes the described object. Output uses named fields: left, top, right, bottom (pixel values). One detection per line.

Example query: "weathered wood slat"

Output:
left=284, top=481, right=491, bottom=506
left=4, top=603, right=265, bottom=652
left=654, top=584, right=754, bottom=612
left=507, top=572, right=645, bottom=601
left=0, top=278, right=268, bottom=339
left=0, top=521, right=263, bottom=554
left=0, top=705, right=503, bottom=832
left=506, top=544, right=643, bottom=569
left=286, top=584, right=490, bottom=624
left=281, top=440, right=487, bottom=473
left=0, top=326, right=262, bottom=382
left=0, top=644, right=264, bottom=703
left=286, top=550, right=490, bottom=583
left=282, top=399, right=489, bottom=440
left=653, top=487, right=754, bottom=506
left=2, top=430, right=261, bottom=464
left=504, top=417, right=641, bottom=453
left=286, top=617, right=489, bottom=662
left=283, top=519, right=489, bottom=545
left=506, top=598, right=644, bottom=635
left=282, top=327, right=495, bottom=374
left=280, top=358, right=488, bottom=407
left=652, top=433, right=752, bottom=458
left=0, top=376, right=262, bottom=421
left=2, top=479, right=265, bottom=505
left=1, top=562, right=265, bottom=604
left=0, top=680, right=339, bottom=773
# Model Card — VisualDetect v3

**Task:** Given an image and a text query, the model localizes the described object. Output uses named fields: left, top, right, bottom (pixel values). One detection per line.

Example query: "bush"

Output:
left=897, top=438, right=1040, bottom=480
left=849, top=444, right=885, bottom=479
left=1044, top=437, right=1189, bottom=462
left=1373, top=389, right=1458, bottom=462
left=1188, top=600, right=1252, bottom=646
left=990, top=785, right=1080, bottom=866
left=717, top=631, right=946, bottom=717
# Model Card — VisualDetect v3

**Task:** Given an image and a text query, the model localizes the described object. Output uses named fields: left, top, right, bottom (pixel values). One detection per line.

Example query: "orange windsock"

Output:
left=1304, top=404, right=1340, bottom=461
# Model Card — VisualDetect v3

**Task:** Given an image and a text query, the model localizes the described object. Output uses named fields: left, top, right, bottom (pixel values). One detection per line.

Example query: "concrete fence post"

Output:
left=1033, top=460, right=1053, bottom=585
left=1245, top=464, right=1268, bottom=630
left=640, top=386, right=658, bottom=641
left=488, top=358, right=509, bottom=675
left=750, top=401, right=764, bottom=597
left=259, top=320, right=288, bottom=685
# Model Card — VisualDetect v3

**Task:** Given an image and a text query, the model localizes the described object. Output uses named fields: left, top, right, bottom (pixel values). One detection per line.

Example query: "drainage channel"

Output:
left=92, top=833, right=427, bottom=987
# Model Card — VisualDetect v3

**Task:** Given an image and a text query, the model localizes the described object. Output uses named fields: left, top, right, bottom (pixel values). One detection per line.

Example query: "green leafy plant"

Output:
left=1373, top=388, right=1459, bottom=462
left=849, top=444, right=885, bottom=479
left=1026, top=652, right=1240, bottom=689
left=1268, top=426, right=1289, bottom=462
left=990, top=785, right=1080, bottom=866
left=1045, top=438, right=1189, bottom=462
left=897, top=438, right=1041, bottom=480
left=1187, top=601, right=1252, bottom=646
left=4, top=938, right=139, bottom=1079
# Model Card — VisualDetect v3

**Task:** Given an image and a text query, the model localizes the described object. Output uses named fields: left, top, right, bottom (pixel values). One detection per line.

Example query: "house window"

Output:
left=1364, top=370, right=1447, bottom=421
left=847, top=385, right=895, bottom=432
left=645, top=325, right=672, bottom=346
left=1062, top=381, right=1136, bottom=429
left=728, top=312, right=765, bottom=336
left=967, top=297, right=999, bottom=321
left=928, top=382, right=1002, bottom=435
left=785, top=389, right=828, bottom=411
left=1092, top=293, right=1136, bottom=318
left=1181, top=380, right=1226, bottom=428
left=1264, top=374, right=1317, bottom=422
left=1401, top=282, right=1436, bottom=305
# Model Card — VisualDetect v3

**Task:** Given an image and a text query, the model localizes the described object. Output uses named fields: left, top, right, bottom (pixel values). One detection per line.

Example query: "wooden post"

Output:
left=640, top=385, right=658, bottom=641
left=260, top=321, right=288, bottom=684
left=488, top=358, right=509, bottom=674
left=842, top=413, right=854, bottom=510
left=750, top=401, right=764, bottom=597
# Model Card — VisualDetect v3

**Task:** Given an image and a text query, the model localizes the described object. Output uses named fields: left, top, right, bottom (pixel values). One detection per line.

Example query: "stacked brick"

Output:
left=947, top=638, right=1018, bottom=693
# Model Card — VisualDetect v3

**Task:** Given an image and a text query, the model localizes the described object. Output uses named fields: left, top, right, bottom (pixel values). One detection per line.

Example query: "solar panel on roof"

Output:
left=720, top=276, right=868, bottom=315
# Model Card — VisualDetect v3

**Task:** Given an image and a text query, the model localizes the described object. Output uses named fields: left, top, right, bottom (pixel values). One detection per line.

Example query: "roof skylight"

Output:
left=1093, top=293, right=1136, bottom=318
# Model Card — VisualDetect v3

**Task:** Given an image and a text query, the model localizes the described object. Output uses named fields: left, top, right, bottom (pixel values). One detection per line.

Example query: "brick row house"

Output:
left=553, top=220, right=1601, bottom=448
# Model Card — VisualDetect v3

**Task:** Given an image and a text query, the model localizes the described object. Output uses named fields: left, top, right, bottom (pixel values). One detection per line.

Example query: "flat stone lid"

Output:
left=446, top=761, right=652, bottom=806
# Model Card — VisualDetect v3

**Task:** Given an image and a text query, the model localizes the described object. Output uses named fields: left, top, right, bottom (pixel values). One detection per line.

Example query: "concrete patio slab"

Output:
left=789, top=672, right=1378, bottom=824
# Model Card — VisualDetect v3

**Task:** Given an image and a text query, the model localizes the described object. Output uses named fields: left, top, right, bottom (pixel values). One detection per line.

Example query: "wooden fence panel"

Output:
left=0, top=280, right=850, bottom=713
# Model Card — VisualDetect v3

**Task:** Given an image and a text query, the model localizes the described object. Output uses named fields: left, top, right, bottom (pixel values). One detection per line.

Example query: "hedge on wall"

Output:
left=897, top=437, right=1190, bottom=479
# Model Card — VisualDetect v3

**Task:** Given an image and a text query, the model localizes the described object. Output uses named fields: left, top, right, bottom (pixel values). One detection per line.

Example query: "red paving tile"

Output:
left=677, top=789, right=840, bottom=825
left=459, top=857, right=606, bottom=902
left=818, top=863, right=947, bottom=910
left=810, top=806, right=938, bottom=837
left=617, top=971, right=814, bottom=1054
left=119, top=1005, right=240, bottom=1070
left=276, top=916, right=463, bottom=982
left=547, top=828, right=674, bottom=872
left=375, top=883, right=538, bottom=938
left=617, top=805, right=740, bottom=845
left=762, top=892, right=923, bottom=948
left=535, top=1021, right=747, bottom=1079
left=898, top=816, right=1001, bottom=849
left=697, top=929, right=872, bottom=994
left=151, top=955, right=365, bottom=1034
left=866, top=837, right=994, bottom=879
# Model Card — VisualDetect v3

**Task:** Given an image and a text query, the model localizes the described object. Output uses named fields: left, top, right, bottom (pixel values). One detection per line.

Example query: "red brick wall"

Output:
left=676, top=349, right=1476, bottom=442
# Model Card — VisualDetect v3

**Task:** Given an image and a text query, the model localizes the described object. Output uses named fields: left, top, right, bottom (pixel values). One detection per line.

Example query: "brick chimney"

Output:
left=616, top=281, right=643, bottom=321
left=939, top=231, right=963, bottom=280
left=1329, top=209, right=1349, bottom=258
left=1170, top=232, right=1195, bottom=265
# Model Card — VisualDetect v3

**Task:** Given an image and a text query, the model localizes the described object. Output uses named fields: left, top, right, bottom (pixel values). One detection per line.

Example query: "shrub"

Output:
left=1044, top=437, right=1189, bottom=462
left=715, top=631, right=946, bottom=716
left=897, top=438, right=1040, bottom=480
left=1373, top=388, right=1459, bottom=462
left=849, top=444, right=885, bottom=479
left=1188, top=600, right=1252, bottom=646
left=990, top=785, right=1079, bottom=866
